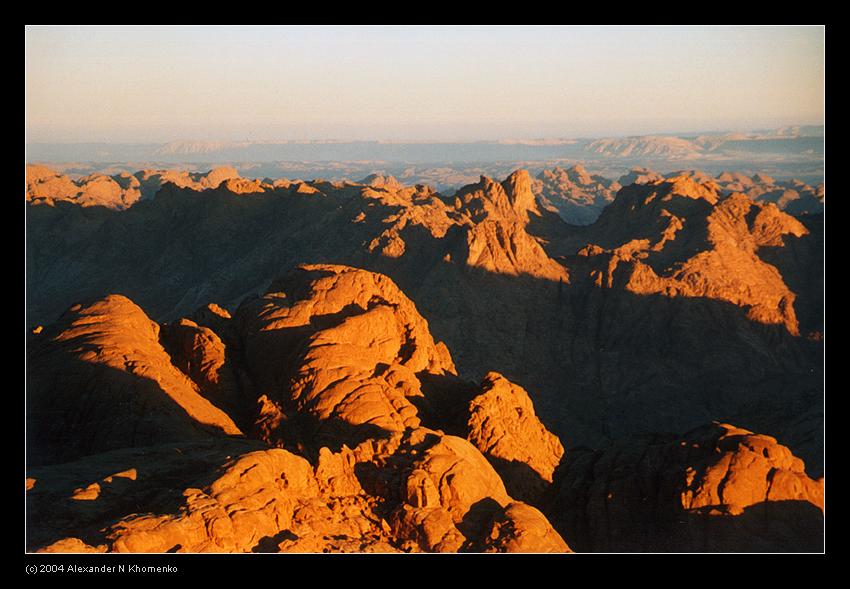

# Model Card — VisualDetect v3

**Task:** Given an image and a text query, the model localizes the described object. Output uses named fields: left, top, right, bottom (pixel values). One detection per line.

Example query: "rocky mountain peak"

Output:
left=501, top=169, right=535, bottom=212
left=362, top=173, right=404, bottom=191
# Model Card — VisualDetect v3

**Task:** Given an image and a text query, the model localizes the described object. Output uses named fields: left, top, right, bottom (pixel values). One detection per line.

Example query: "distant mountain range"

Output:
left=26, top=162, right=824, bottom=225
left=26, top=125, right=824, bottom=164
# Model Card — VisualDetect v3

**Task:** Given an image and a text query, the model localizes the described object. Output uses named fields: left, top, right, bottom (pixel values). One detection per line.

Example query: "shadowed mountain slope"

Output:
left=546, top=422, right=824, bottom=552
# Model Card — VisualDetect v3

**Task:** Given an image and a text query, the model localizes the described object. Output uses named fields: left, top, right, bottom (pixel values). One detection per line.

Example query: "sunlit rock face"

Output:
left=26, top=294, right=242, bottom=466
left=237, top=264, right=456, bottom=451
left=27, top=266, right=571, bottom=553
left=451, top=171, right=570, bottom=282
left=546, top=422, right=824, bottom=552
left=465, top=372, right=565, bottom=504
left=25, top=164, right=246, bottom=210
left=570, top=175, right=808, bottom=334
left=30, top=429, right=571, bottom=554
left=26, top=164, right=142, bottom=210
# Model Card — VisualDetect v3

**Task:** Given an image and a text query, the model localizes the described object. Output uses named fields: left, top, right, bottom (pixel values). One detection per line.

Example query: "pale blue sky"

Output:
left=25, top=25, right=825, bottom=142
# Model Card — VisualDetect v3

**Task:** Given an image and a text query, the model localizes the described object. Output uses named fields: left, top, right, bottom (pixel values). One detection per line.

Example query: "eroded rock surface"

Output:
left=545, top=422, right=824, bottom=552
left=27, top=295, right=242, bottom=466
left=26, top=169, right=821, bottom=464
left=27, top=267, right=570, bottom=553
left=26, top=164, right=824, bottom=553
left=569, top=176, right=808, bottom=334
left=237, top=264, right=456, bottom=452
left=29, top=428, right=570, bottom=553
left=466, top=372, right=564, bottom=503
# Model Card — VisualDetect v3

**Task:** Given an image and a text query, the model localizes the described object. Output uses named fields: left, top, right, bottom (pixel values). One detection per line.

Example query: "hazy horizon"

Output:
left=23, top=121, right=825, bottom=146
left=25, top=25, right=824, bottom=143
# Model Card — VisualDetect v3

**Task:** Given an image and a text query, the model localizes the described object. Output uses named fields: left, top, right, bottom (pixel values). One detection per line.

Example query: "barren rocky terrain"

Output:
left=25, top=163, right=824, bottom=553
